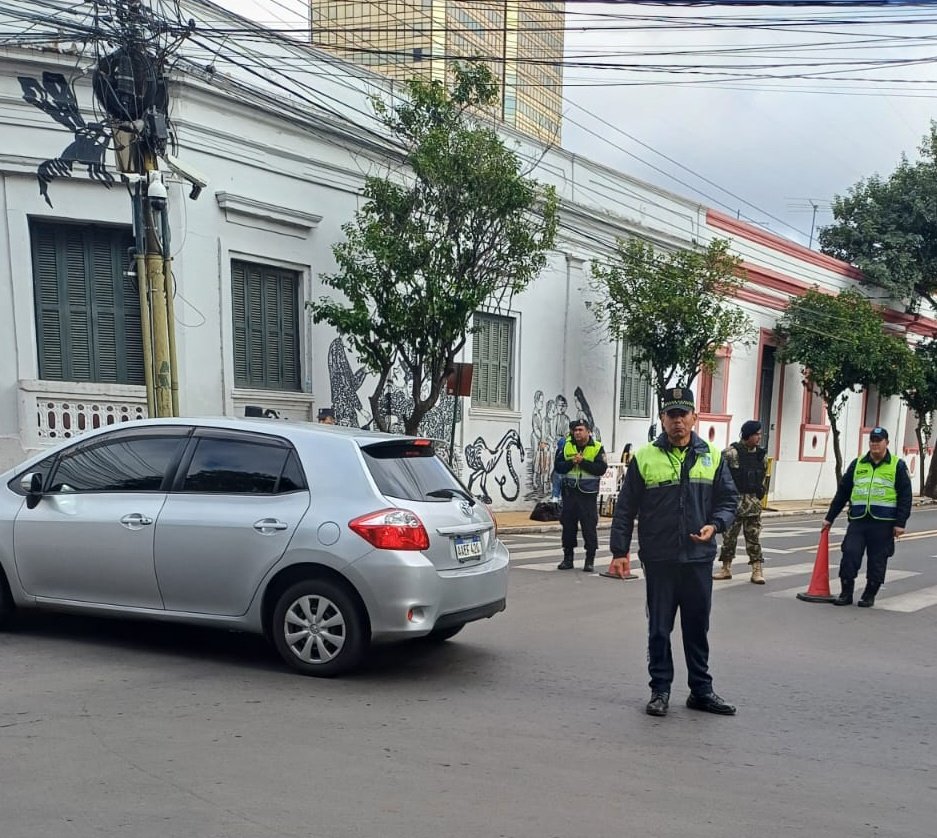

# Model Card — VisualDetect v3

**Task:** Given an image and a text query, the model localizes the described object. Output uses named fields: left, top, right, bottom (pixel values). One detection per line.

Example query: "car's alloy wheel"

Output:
left=271, top=579, right=366, bottom=676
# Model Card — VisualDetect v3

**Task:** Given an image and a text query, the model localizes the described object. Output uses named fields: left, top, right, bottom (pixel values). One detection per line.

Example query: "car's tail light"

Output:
left=349, top=508, right=430, bottom=551
left=484, top=501, right=498, bottom=539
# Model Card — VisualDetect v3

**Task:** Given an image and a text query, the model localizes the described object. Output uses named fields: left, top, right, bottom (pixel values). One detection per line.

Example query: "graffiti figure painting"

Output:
left=327, top=338, right=368, bottom=428
left=19, top=72, right=115, bottom=208
left=465, top=430, right=525, bottom=503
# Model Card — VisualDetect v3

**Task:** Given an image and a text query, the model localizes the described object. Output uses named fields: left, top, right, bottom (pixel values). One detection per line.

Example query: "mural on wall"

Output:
left=327, top=338, right=368, bottom=428
left=325, top=337, right=464, bottom=472
left=465, top=430, right=525, bottom=504
left=525, top=386, right=602, bottom=501
left=19, top=72, right=115, bottom=208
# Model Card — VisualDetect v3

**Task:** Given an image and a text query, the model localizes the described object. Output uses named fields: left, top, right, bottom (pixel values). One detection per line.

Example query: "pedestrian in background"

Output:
left=822, top=426, right=911, bottom=607
left=555, top=418, right=608, bottom=572
left=317, top=407, right=336, bottom=424
left=609, top=387, right=739, bottom=717
left=714, top=420, right=769, bottom=584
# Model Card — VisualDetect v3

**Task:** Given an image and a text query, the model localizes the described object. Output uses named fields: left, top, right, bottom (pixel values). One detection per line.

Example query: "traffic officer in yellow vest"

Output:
left=555, top=418, right=608, bottom=572
left=822, top=426, right=912, bottom=608
left=608, top=387, right=739, bottom=717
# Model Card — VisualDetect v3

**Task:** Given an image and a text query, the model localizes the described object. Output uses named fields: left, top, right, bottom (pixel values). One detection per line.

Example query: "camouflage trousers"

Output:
left=718, top=495, right=763, bottom=564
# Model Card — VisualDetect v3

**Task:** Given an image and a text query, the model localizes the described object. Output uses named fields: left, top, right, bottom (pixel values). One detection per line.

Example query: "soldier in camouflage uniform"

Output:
left=715, top=420, right=768, bottom=584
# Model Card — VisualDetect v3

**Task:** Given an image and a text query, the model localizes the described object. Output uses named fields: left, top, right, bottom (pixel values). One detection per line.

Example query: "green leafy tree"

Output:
left=774, top=288, right=914, bottom=481
left=819, top=123, right=937, bottom=312
left=903, top=340, right=937, bottom=496
left=590, top=237, right=754, bottom=412
left=309, top=63, right=557, bottom=434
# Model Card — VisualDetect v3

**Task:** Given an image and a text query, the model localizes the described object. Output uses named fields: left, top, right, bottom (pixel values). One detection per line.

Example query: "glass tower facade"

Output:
left=308, top=1, right=565, bottom=143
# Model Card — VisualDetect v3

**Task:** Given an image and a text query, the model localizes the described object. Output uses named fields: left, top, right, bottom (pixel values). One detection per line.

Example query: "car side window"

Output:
left=47, top=436, right=186, bottom=493
left=181, top=438, right=303, bottom=494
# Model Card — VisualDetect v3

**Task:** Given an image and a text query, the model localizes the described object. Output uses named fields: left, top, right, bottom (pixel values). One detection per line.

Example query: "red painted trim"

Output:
left=801, top=382, right=829, bottom=428
left=707, top=209, right=863, bottom=281
left=731, top=285, right=789, bottom=311
left=799, top=423, right=830, bottom=462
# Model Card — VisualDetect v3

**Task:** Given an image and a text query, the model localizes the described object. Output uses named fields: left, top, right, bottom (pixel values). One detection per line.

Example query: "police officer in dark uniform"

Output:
left=608, top=387, right=739, bottom=717
left=822, top=426, right=912, bottom=607
left=554, top=418, right=608, bottom=572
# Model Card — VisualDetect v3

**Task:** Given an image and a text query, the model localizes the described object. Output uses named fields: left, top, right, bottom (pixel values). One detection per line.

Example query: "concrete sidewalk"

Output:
left=495, top=498, right=830, bottom=535
left=494, top=497, right=935, bottom=534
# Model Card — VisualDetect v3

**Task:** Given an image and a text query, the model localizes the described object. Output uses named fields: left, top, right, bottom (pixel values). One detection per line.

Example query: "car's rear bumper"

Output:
left=353, top=543, right=509, bottom=641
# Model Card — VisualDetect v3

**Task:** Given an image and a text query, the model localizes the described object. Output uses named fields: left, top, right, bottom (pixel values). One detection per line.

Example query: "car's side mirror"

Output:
left=21, top=472, right=43, bottom=509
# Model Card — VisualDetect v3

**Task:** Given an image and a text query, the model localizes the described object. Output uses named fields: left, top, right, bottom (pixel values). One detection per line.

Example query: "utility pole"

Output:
left=92, top=0, right=189, bottom=417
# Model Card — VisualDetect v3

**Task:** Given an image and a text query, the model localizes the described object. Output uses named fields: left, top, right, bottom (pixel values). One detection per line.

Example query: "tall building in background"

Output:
left=308, top=1, right=565, bottom=144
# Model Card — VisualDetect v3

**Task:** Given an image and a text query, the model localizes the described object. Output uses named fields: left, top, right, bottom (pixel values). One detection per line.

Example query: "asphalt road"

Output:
left=2, top=510, right=936, bottom=838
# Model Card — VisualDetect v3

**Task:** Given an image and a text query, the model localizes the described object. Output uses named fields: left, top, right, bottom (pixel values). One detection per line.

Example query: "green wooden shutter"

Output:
left=31, top=222, right=141, bottom=385
left=231, top=260, right=300, bottom=391
left=471, top=312, right=514, bottom=409
left=619, top=342, right=650, bottom=417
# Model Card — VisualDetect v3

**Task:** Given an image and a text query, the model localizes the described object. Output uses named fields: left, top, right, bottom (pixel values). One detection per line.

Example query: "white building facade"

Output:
left=1, top=21, right=933, bottom=510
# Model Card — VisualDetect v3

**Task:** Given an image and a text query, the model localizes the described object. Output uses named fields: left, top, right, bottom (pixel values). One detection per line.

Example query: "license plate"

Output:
left=454, top=534, right=483, bottom=562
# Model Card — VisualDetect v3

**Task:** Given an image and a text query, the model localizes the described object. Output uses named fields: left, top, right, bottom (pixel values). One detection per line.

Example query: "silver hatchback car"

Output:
left=0, top=418, right=508, bottom=675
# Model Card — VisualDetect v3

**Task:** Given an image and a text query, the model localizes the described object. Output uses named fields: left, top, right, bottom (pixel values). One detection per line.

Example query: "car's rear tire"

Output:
left=427, top=623, right=465, bottom=642
left=270, top=579, right=367, bottom=677
left=0, top=568, right=15, bottom=629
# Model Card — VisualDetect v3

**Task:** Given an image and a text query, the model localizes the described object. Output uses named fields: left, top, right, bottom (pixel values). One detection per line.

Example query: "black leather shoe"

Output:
left=557, top=559, right=574, bottom=570
left=832, top=592, right=853, bottom=606
left=582, top=559, right=595, bottom=573
left=686, top=692, right=737, bottom=715
left=646, top=692, right=669, bottom=717
left=857, top=594, right=876, bottom=608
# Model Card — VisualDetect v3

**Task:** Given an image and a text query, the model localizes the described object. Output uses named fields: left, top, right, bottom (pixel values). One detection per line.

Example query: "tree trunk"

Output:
left=367, top=368, right=394, bottom=433
left=924, top=439, right=937, bottom=498
left=828, top=408, right=844, bottom=483
left=916, top=420, right=926, bottom=496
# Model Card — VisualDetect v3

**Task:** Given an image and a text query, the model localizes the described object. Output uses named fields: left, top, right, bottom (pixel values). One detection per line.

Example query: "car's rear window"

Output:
left=361, top=441, right=464, bottom=502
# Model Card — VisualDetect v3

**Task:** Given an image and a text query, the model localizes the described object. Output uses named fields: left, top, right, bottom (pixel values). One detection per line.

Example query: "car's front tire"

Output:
left=0, top=568, right=15, bottom=629
left=270, top=579, right=367, bottom=677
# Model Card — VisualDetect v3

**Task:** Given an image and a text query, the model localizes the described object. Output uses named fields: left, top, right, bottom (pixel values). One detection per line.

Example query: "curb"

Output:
left=497, top=499, right=936, bottom=535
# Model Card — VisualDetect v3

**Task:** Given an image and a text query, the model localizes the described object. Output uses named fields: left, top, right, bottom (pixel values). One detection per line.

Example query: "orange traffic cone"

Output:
left=600, top=553, right=638, bottom=580
left=796, top=528, right=836, bottom=603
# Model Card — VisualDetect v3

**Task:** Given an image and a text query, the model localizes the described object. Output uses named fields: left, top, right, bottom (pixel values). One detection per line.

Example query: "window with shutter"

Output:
left=231, top=260, right=301, bottom=391
left=619, top=343, right=650, bottom=417
left=471, top=312, right=514, bottom=410
left=30, top=221, right=143, bottom=385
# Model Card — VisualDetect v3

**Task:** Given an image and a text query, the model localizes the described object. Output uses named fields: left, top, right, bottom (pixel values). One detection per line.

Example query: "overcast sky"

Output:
left=224, top=0, right=937, bottom=247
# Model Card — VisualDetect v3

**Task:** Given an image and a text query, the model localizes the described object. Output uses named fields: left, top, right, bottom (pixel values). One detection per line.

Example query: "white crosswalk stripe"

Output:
left=502, top=537, right=937, bottom=613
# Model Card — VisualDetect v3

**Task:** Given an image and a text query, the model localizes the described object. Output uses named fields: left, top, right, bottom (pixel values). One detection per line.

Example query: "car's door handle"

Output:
left=120, top=513, right=154, bottom=529
left=253, top=518, right=289, bottom=534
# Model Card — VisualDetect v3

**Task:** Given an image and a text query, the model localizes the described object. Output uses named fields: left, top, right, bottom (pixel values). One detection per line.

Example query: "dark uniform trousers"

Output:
left=644, top=561, right=713, bottom=695
left=841, top=518, right=895, bottom=588
left=560, top=486, right=599, bottom=558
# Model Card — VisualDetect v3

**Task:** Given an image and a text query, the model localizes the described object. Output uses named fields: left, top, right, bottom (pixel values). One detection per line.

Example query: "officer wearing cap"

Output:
left=715, top=419, right=769, bottom=584
left=554, top=417, right=608, bottom=572
left=608, top=387, right=739, bottom=717
left=822, top=426, right=912, bottom=607
left=317, top=407, right=336, bottom=425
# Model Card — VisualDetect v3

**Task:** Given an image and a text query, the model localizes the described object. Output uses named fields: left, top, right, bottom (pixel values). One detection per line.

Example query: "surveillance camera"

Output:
left=164, top=154, right=208, bottom=200
left=147, top=173, right=168, bottom=211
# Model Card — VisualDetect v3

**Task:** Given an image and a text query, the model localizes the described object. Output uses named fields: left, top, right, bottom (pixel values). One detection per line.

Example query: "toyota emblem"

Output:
left=459, top=501, right=473, bottom=517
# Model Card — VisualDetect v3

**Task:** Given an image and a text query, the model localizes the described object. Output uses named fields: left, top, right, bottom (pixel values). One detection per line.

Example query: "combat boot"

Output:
left=713, top=560, right=732, bottom=580
left=858, top=582, right=880, bottom=608
left=582, top=554, right=595, bottom=573
left=750, top=561, right=765, bottom=585
left=557, top=551, right=574, bottom=570
left=833, top=579, right=854, bottom=606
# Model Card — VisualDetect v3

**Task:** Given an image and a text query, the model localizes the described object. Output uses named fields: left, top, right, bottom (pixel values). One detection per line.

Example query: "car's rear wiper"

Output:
left=426, top=487, right=476, bottom=505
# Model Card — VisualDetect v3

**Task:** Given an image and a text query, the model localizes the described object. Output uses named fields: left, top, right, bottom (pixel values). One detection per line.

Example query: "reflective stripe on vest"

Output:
left=849, top=457, right=899, bottom=521
left=636, top=441, right=721, bottom=490
left=562, top=437, right=603, bottom=493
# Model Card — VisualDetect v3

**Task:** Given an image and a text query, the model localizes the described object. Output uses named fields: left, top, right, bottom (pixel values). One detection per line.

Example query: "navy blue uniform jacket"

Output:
left=609, top=432, right=739, bottom=564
